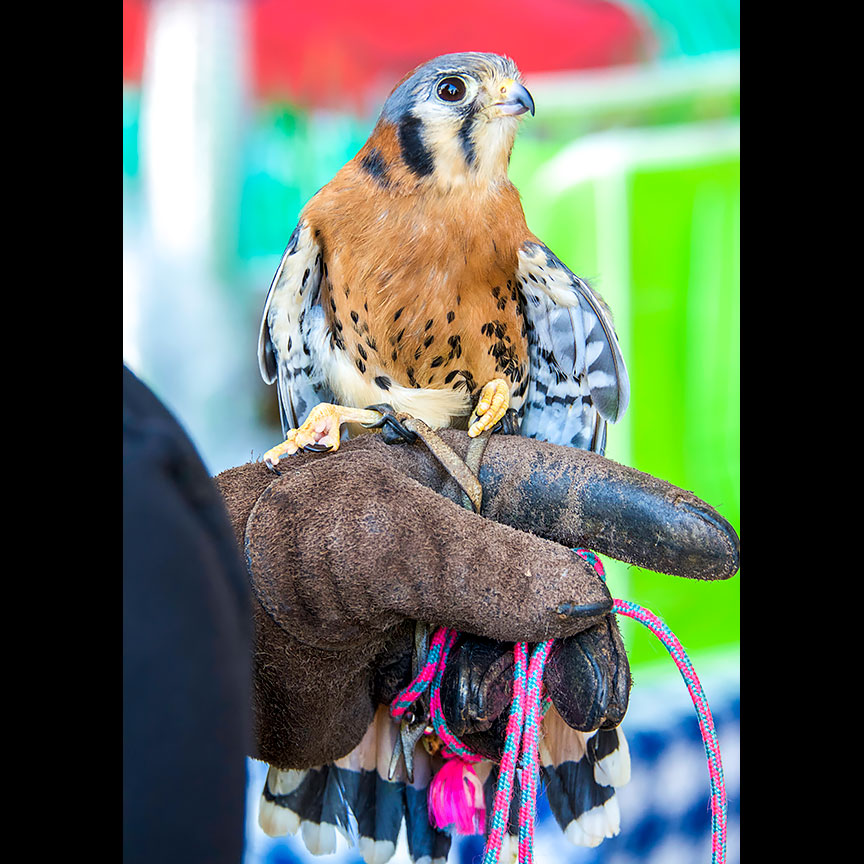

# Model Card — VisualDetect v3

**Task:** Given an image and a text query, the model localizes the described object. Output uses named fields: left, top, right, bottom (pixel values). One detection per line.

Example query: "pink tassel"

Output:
left=428, top=757, right=486, bottom=835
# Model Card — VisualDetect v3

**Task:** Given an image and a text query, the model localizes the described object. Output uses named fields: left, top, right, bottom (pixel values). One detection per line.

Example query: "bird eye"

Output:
left=436, top=76, right=467, bottom=102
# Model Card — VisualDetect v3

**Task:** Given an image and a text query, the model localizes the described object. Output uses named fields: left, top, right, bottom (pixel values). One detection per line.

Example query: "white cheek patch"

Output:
left=470, top=115, right=519, bottom=179
left=421, top=116, right=472, bottom=188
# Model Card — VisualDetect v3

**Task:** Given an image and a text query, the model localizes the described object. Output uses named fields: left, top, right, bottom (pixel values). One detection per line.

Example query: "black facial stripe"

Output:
left=398, top=115, right=434, bottom=177
left=458, top=114, right=476, bottom=168
left=360, top=147, right=390, bottom=186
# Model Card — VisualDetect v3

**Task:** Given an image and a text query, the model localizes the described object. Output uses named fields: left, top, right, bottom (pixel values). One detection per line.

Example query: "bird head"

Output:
left=376, top=52, right=535, bottom=191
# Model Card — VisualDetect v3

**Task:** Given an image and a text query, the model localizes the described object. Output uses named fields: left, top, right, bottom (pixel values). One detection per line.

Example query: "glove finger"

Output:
left=544, top=614, right=630, bottom=733
left=437, top=636, right=517, bottom=762
left=216, top=432, right=739, bottom=584
left=439, top=635, right=514, bottom=737
left=233, top=450, right=613, bottom=650
left=401, top=430, right=740, bottom=582
left=438, top=618, right=629, bottom=764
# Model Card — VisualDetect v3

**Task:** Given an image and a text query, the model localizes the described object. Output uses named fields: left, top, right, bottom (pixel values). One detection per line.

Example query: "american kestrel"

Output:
left=256, top=52, right=632, bottom=862
left=258, top=51, right=629, bottom=466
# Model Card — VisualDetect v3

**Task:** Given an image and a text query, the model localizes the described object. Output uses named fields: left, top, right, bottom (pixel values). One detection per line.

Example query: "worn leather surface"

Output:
left=214, top=429, right=738, bottom=768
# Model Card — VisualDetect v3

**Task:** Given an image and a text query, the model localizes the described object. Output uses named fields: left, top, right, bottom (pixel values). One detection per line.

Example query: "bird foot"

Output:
left=263, top=403, right=384, bottom=467
left=468, top=378, right=510, bottom=437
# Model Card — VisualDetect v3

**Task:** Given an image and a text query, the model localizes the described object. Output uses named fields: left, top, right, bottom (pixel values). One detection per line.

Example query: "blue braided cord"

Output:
left=517, top=642, right=553, bottom=864
left=573, top=547, right=605, bottom=582
left=428, top=631, right=481, bottom=761
left=390, top=637, right=444, bottom=712
left=646, top=612, right=725, bottom=861
left=613, top=598, right=727, bottom=864
left=482, top=646, right=528, bottom=864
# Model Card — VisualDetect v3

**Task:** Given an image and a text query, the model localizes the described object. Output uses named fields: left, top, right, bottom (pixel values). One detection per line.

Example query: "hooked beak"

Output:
left=492, top=79, right=535, bottom=117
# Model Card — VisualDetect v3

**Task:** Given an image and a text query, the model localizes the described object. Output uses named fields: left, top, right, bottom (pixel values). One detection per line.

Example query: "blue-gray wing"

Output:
left=257, top=220, right=335, bottom=436
left=517, top=241, right=629, bottom=455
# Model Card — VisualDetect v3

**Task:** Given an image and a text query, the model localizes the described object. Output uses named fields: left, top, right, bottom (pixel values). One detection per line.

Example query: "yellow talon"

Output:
left=263, top=403, right=384, bottom=466
left=263, top=431, right=301, bottom=466
left=468, top=378, right=510, bottom=437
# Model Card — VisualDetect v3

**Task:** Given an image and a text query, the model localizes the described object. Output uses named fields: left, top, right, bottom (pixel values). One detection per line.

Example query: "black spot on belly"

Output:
left=451, top=370, right=477, bottom=392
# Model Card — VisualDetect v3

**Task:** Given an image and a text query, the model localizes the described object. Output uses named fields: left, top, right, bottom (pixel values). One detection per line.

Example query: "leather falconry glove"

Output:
left=214, top=427, right=739, bottom=862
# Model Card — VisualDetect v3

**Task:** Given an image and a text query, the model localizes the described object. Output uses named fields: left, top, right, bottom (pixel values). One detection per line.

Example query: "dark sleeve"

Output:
left=123, top=365, right=252, bottom=864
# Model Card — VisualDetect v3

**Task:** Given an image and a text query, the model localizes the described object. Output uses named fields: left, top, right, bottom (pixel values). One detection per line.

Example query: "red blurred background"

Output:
left=124, top=0, right=657, bottom=111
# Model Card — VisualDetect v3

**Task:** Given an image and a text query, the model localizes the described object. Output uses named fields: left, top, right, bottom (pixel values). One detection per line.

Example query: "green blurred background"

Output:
left=123, top=0, right=739, bottom=671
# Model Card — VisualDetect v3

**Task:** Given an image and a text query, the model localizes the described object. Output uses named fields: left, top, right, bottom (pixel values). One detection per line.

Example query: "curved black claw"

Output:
left=389, top=710, right=428, bottom=782
left=491, top=408, right=521, bottom=436
left=363, top=403, right=418, bottom=444
left=302, top=442, right=333, bottom=453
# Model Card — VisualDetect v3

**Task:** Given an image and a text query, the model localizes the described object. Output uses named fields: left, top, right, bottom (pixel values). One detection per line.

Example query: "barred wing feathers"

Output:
left=258, top=220, right=335, bottom=436
left=517, top=241, right=629, bottom=454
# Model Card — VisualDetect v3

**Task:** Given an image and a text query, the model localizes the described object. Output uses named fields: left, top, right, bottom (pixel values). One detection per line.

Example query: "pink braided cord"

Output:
left=516, top=641, right=554, bottom=864
left=612, top=598, right=728, bottom=864
left=390, top=626, right=451, bottom=718
left=390, top=550, right=727, bottom=864
left=481, top=641, right=528, bottom=863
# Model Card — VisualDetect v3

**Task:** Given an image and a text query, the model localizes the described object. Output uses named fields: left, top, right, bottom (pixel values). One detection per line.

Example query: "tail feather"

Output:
left=353, top=707, right=405, bottom=864
left=588, top=726, right=630, bottom=788
left=538, top=706, right=629, bottom=848
left=259, top=705, right=631, bottom=860
left=300, top=816, right=338, bottom=856
left=258, top=766, right=304, bottom=837
left=260, top=707, right=408, bottom=864
left=405, top=745, right=451, bottom=864
left=259, top=764, right=343, bottom=853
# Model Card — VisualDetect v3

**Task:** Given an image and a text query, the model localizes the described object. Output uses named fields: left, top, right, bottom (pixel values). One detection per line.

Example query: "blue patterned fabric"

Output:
left=243, top=654, right=739, bottom=864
